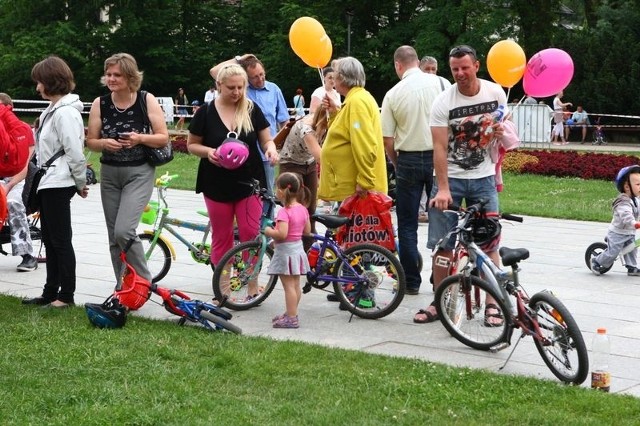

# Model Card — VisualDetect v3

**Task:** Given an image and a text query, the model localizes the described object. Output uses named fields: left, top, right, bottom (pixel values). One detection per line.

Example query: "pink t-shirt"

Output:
left=275, top=203, right=309, bottom=243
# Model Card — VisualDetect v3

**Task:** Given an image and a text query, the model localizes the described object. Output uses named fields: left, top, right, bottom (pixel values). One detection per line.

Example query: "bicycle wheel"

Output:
left=584, top=242, right=612, bottom=274
left=199, top=310, right=242, bottom=334
left=138, top=233, right=172, bottom=283
left=435, top=274, right=509, bottom=350
left=212, top=240, right=278, bottom=311
left=529, top=291, right=589, bottom=384
left=333, top=243, right=405, bottom=319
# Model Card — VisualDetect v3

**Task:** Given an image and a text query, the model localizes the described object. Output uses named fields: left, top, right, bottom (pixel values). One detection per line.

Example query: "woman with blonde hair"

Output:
left=86, top=52, right=169, bottom=285
left=187, top=64, right=278, bottom=270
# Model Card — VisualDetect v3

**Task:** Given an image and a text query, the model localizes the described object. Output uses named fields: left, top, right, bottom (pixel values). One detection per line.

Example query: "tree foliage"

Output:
left=0, top=0, right=638, bottom=115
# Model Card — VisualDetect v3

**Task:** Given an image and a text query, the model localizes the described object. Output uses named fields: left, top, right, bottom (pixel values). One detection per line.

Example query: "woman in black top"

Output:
left=188, top=64, right=278, bottom=269
left=86, top=53, right=169, bottom=285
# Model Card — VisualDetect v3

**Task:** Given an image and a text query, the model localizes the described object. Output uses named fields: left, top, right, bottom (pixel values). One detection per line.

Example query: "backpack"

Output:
left=0, top=104, right=31, bottom=177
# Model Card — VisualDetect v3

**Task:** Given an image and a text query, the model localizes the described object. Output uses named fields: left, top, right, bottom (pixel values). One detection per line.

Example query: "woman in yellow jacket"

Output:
left=319, top=57, right=387, bottom=201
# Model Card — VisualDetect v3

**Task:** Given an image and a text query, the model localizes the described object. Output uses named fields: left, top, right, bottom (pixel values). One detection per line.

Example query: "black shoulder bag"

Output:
left=24, top=148, right=65, bottom=214
left=140, top=90, right=173, bottom=166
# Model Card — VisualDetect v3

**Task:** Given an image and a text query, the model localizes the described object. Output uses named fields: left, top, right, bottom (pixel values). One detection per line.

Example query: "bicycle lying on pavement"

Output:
left=87, top=238, right=241, bottom=334
left=211, top=180, right=406, bottom=320
left=433, top=200, right=588, bottom=384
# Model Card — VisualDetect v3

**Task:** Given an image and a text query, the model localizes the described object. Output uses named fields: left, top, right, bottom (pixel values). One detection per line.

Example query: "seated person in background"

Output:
left=571, top=105, right=590, bottom=144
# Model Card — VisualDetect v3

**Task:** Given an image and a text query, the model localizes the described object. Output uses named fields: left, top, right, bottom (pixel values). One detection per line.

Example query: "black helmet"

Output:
left=85, top=297, right=128, bottom=329
left=615, top=165, right=640, bottom=193
left=471, top=216, right=502, bottom=251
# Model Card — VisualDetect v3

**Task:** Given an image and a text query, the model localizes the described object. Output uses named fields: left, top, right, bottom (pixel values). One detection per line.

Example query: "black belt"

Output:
left=397, top=150, right=433, bottom=155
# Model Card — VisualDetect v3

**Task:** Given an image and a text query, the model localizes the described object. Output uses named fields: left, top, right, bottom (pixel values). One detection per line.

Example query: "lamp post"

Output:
left=346, top=9, right=354, bottom=56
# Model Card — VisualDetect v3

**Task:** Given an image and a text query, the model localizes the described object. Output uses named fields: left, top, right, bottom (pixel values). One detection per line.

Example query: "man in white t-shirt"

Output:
left=552, top=91, right=572, bottom=145
left=414, top=44, right=517, bottom=324
left=381, top=46, right=450, bottom=296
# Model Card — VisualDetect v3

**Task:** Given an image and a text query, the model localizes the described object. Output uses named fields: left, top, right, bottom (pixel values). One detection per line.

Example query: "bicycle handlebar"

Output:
left=156, top=172, right=179, bottom=187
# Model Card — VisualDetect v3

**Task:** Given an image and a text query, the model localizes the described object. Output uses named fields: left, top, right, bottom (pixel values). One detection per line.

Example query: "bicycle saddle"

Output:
left=499, top=247, right=530, bottom=267
left=312, top=214, right=350, bottom=229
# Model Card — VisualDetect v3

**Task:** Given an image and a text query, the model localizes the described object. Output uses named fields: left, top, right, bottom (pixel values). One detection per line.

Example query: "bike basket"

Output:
left=114, top=263, right=151, bottom=310
left=140, top=201, right=159, bottom=225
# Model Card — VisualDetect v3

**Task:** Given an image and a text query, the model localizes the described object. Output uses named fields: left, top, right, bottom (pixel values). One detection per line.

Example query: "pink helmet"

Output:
left=218, top=132, right=249, bottom=170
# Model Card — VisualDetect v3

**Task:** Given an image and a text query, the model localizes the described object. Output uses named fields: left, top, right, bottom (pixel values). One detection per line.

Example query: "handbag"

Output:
left=335, top=191, right=395, bottom=251
left=139, top=90, right=173, bottom=166
left=24, top=149, right=65, bottom=215
left=273, top=117, right=303, bottom=150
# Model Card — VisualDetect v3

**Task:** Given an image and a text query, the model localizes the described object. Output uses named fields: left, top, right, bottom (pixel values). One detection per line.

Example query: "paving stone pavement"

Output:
left=2, top=181, right=639, bottom=397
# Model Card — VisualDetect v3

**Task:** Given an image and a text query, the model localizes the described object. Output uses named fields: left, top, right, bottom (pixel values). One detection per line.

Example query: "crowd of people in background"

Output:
left=3, top=42, right=532, bottom=330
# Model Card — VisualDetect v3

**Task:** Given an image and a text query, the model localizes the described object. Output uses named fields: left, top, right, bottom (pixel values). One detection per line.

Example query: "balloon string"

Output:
left=318, top=66, right=330, bottom=123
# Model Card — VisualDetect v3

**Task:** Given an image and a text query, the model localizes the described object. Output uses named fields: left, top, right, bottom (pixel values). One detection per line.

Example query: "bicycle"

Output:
left=212, top=180, right=406, bottom=320
left=0, top=212, right=46, bottom=262
left=433, top=200, right=589, bottom=384
left=584, top=223, right=640, bottom=274
left=106, top=238, right=241, bottom=334
left=138, top=172, right=213, bottom=283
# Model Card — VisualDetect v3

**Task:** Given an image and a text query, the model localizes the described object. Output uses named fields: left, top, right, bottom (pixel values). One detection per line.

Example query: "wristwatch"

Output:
left=235, top=55, right=242, bottom=63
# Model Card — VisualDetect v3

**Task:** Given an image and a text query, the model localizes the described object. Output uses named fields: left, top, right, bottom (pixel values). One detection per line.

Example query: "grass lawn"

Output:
left=1, top=296, right=638, bottom=424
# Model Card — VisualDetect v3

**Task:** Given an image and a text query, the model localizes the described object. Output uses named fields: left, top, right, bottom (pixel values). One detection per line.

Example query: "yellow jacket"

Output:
left=318, top=87, right=388, bottom=201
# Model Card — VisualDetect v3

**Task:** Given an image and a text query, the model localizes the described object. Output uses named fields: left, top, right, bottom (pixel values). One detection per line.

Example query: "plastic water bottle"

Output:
left=492, top=104, right=506, bottom=123
left=484, top=105, right=506, bottom=136
left=307, top=242, right=321, bottom=268
left=591, top=328, right=611, bottom=392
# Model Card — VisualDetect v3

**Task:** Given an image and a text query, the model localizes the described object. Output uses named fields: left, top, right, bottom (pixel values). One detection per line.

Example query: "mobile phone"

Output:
left=117, top=132, right=130, bottom=140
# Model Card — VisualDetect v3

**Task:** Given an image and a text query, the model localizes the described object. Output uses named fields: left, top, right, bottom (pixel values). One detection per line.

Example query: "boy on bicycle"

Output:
left=591, top=165, right=640, bottom=276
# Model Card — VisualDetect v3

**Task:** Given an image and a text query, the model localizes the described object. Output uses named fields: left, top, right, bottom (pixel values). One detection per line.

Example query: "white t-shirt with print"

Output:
left=430, top=79, right=508, bottom=179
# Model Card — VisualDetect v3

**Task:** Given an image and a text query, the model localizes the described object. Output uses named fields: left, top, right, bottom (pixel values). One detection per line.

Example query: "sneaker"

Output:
left=590, top=258, right=604, bottom=276
left=273, top=315, right=299, bottom=329
left=17, top=255, right=38, bottom=272
left=418, top=213, right=429, bottom=223
left=627, top=267, right=640, bottom=276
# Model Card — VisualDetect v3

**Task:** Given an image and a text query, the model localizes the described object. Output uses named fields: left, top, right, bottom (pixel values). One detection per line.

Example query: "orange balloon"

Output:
left=487, top=40, right=526, bottom=88
left=289, top=17, right=331, bottom=68
left=301, top=34, right=332, bottom=68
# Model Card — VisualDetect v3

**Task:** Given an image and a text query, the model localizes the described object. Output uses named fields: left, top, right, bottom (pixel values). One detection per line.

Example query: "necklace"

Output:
left=112, top=92, right=133, bottom=113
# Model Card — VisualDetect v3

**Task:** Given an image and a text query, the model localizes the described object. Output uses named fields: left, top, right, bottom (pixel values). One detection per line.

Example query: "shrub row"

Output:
left=503, top=149, right=640, bottom=181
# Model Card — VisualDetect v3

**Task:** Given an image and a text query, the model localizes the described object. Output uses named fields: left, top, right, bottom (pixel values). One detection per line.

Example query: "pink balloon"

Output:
left=522, top=48, right=574, bottom=98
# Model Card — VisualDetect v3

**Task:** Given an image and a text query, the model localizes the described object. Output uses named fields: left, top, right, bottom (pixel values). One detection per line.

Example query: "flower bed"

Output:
left=503, top=150, right=640, bottom=181
left=171, top=135, right=188, bottom=153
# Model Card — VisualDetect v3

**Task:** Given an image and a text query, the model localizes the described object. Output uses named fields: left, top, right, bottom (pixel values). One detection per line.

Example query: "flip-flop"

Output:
left=484, top=303, right=504, bottom=327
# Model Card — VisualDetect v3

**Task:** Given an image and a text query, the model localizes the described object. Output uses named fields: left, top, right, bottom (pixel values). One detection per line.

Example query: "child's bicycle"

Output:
left=138, top=173, right=213, bottom=283
left=211, top=180, right=406, bottom=319
left=433, top=200, right=588, bottom=384
left=88, top=238, right=241, bottom=334
left=584, top=223, right=640, bottom=274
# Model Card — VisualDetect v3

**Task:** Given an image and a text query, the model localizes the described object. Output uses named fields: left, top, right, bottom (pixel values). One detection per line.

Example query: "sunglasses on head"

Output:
left=449, top=45, right=477, bottom=58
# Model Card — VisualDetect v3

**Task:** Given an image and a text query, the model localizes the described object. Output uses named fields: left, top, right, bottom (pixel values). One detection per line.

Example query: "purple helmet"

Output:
left=218, top=132, right=249, bottom=170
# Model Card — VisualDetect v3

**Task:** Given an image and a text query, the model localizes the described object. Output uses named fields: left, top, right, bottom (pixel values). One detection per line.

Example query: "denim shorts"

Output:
left=427, top=175, right=499, bottom=250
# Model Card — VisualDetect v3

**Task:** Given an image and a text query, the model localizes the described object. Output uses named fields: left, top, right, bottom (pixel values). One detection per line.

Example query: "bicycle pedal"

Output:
left=489, top=342, right=510, bottom=353
left=302, top=282, right=312, bottom=294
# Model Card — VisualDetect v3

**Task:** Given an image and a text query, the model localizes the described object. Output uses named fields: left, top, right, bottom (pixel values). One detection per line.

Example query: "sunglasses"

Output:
left=449, top=45, right=477, bottom=59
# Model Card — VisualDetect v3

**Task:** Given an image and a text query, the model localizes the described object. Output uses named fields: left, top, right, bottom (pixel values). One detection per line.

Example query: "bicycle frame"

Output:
left=141, top=175, right=211, bottom=262
left=440, top=207, right=562, bottom=349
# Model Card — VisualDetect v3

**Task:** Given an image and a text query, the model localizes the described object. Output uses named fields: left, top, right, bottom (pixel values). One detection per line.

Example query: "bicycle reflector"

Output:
left=114, top=262, right=151, bottom=310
